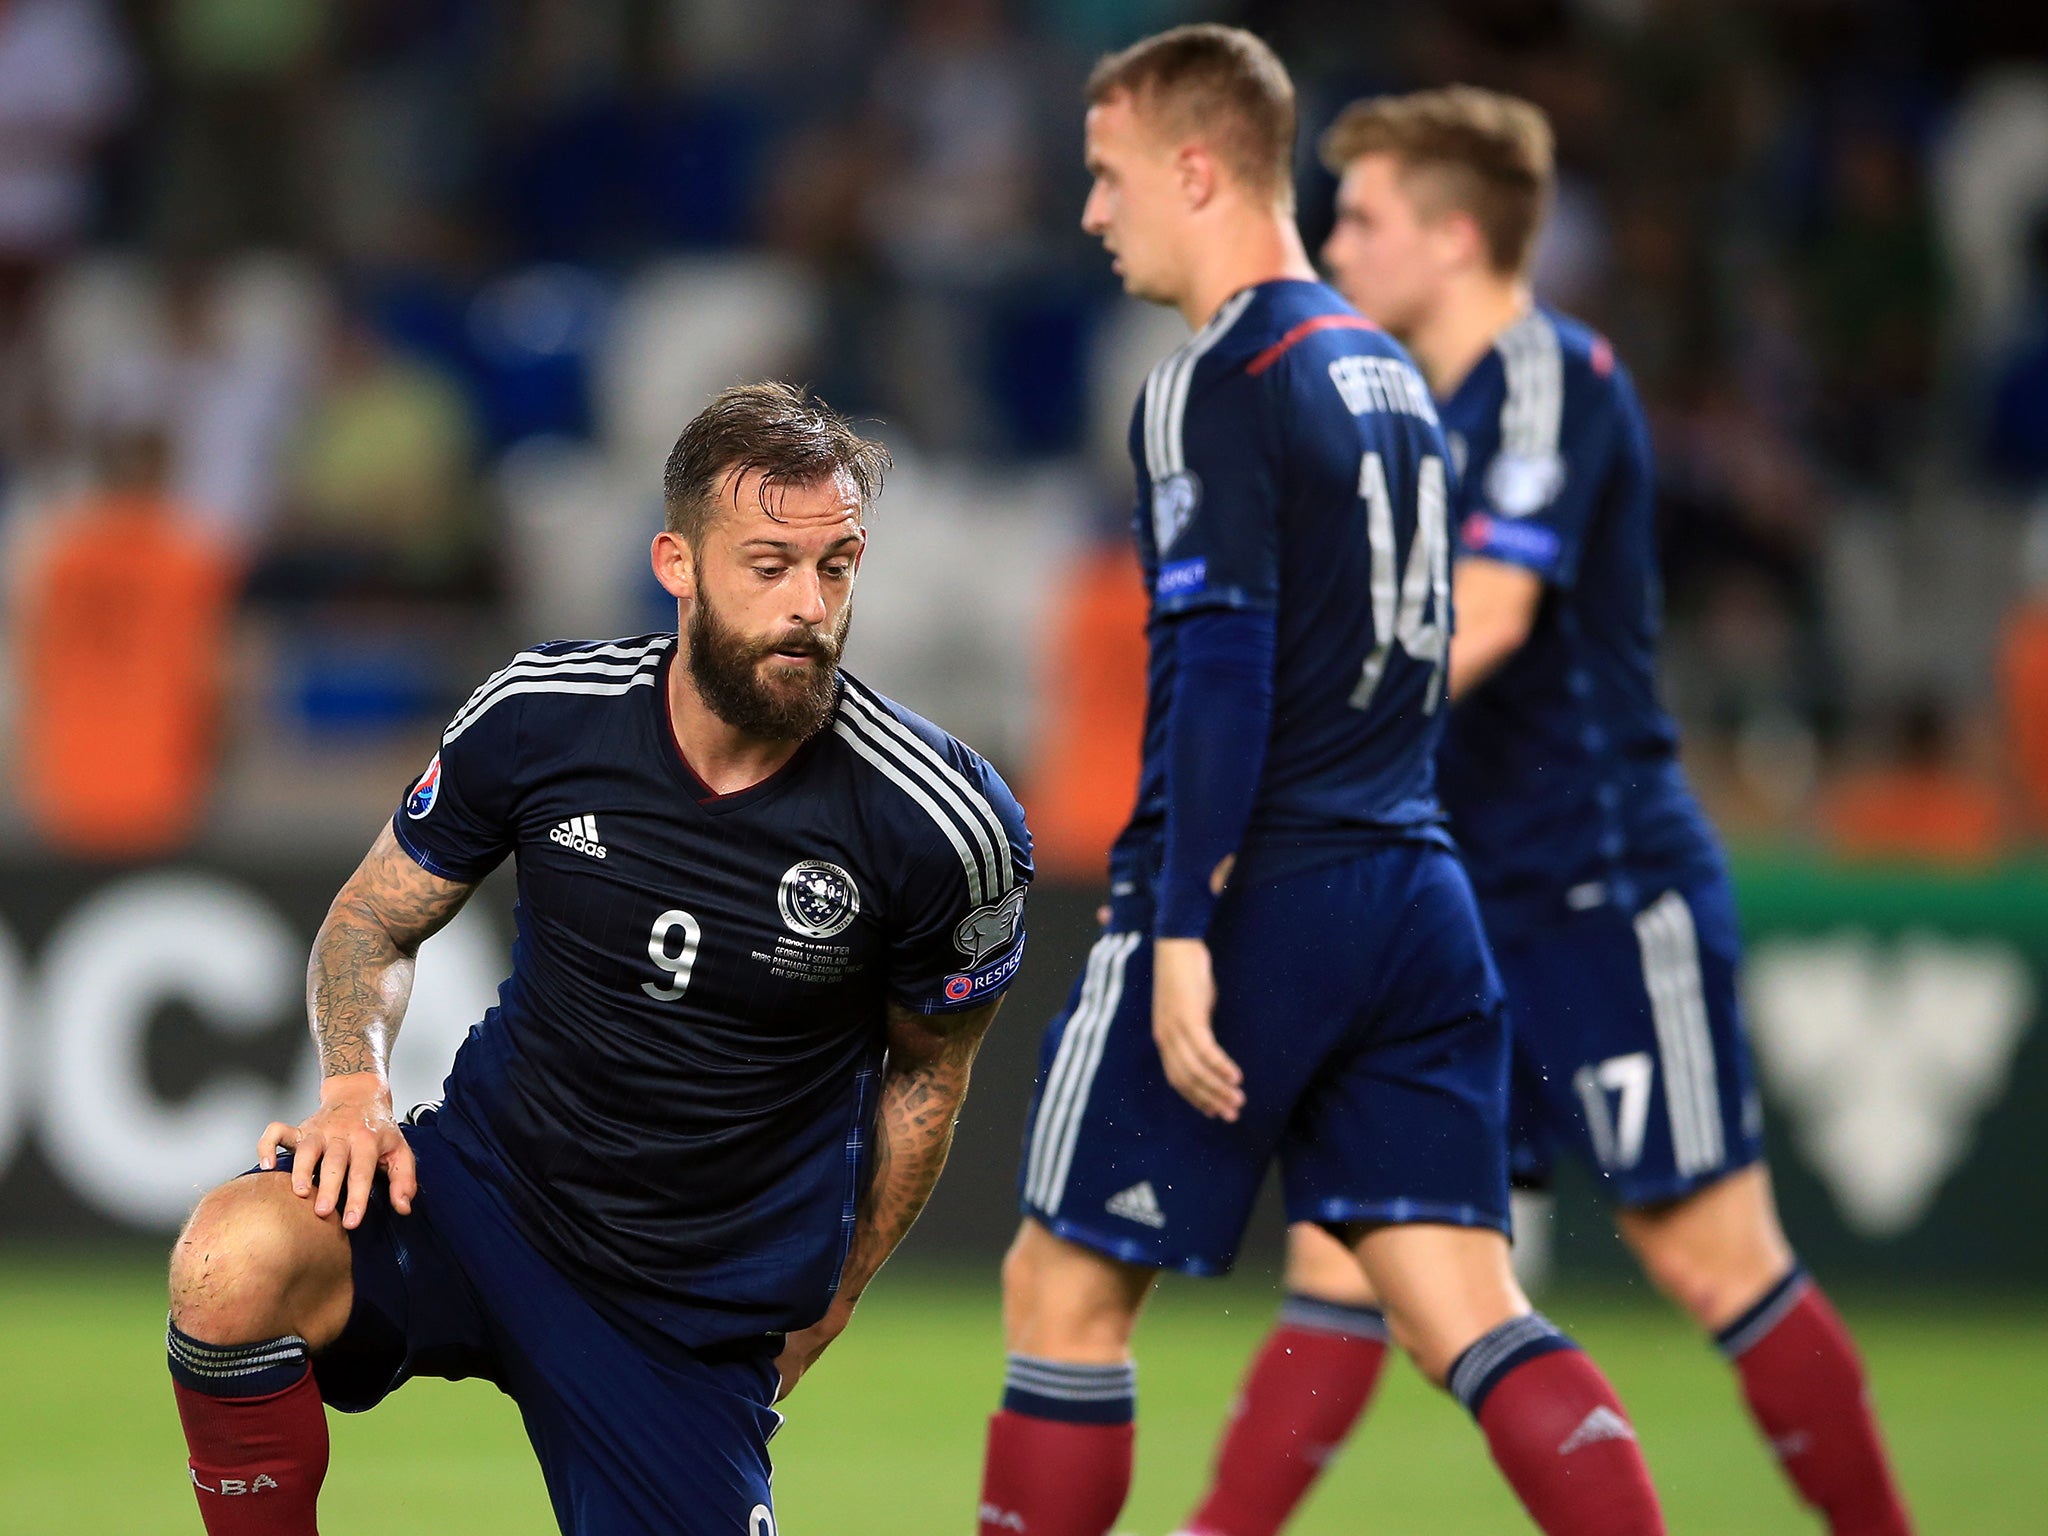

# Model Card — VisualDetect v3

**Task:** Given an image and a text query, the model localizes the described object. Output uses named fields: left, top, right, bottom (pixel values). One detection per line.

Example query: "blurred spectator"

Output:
left=1820, top=696, right=2006, bottom=867
left=859, top=0, right=1051, bottom=449
left=160, top=261, right=319, bottom=548
left=252, top=312, right=483, bottom=604
left=12, top=419, right=237, bottom=857
left=1023, top=540, right=1145, bottom=878
left=0, top=0, right=133, bottom=469
left=1799, top=123, right=1944, bottom=485
left=153, top=0, right=325, bottom=255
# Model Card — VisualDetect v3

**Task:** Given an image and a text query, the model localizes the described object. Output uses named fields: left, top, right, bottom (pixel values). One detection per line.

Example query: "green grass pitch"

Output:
left=4, top=1254, right=2040, bottom=1532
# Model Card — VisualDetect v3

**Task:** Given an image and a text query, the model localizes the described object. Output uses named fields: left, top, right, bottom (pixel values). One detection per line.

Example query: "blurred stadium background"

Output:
left=1, top=0, right=2045, bottom=1530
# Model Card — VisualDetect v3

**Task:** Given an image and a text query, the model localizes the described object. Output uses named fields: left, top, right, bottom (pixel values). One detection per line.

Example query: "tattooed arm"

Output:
left=257, top=823, right=478, bottom=1229
left=774, top=996, right=1004, bottom=1399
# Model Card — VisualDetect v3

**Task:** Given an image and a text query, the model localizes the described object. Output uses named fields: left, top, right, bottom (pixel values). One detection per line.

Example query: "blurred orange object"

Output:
left=17, top=489, right=238, bottom=858
left=2002, top=599, right=2048, bottom=837
left=1821, top=768, right=2005, bottom=865
left=1819, top=695, right=2006, bottom=867
left=1024, top=541, right=1148, bottom=880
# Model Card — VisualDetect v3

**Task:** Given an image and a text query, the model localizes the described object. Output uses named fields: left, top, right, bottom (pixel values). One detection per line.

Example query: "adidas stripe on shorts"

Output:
left=1019, top=842, right=1511, bottom=1276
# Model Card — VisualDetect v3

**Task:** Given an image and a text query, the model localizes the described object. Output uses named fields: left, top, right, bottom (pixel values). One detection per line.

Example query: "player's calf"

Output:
left=168, top=1172, right=353, bottom=1536
left=1361, top=1225, right=1665, bottom=1535
left=981, top=1221, right=1153, bottom=1536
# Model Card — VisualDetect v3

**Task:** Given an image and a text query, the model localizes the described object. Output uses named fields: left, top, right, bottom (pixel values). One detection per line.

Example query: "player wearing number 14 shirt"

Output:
left=979, top=28, right=1663, bottom=1536
left=165, top=384, right=1032, bottom=1536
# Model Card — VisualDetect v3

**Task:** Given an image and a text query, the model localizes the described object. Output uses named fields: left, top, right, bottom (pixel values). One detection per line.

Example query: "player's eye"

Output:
left=821, top=562, right=852, bottom=581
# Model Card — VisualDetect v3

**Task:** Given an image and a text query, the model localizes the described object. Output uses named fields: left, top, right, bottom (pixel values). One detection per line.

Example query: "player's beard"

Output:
left=686, top=587, right=850, bottom=743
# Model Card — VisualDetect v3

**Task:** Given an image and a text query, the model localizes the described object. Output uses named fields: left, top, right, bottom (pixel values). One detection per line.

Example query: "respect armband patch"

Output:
left=940, top=936, right=1027, bottom=1005
left=1461, top=513, right=1562, bottom=571
left=1156, top=558, right=1208, bottom=599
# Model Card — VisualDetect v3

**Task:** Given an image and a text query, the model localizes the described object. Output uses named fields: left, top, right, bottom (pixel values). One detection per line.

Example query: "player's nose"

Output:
left=789, top=569, right=830, bottom=625
left=1081, top=186, right=1108, bottom=236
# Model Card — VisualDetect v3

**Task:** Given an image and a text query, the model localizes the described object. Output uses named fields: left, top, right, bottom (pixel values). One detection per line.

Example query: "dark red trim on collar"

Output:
left=1244, top=313, right=1379, bottom=377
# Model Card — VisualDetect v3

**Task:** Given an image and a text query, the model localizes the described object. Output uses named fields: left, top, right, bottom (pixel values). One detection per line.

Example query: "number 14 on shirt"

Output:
left=1350, top=451, right=1450, bottom=714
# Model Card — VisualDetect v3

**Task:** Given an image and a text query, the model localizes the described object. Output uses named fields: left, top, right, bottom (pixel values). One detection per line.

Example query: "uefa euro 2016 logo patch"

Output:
left=405, top=754, right=443, bottom=819
left=1151, top=470, right=1201, bottom=554
left=954, top=886, right=1026, bottom=967
left=1484, top=450, right=1566, bottom=518
left=779, top=860, right=861, bottom=939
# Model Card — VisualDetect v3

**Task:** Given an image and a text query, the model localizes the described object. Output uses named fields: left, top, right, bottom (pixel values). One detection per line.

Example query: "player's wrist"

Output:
left=316, top=1070, right=393, bottom=1111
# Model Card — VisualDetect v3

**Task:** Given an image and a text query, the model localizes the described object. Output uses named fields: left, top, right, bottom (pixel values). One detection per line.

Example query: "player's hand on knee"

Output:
left=1151, top=937, right=1245, bottom=1121
left=261, top=1073, right=415, bottom=1229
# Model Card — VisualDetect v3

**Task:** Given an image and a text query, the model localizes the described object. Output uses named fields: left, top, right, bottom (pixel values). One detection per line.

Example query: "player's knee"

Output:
left=169, top=1175, right=339, bottom=1342
left=1627, top=1228, right=1778, bottom=1331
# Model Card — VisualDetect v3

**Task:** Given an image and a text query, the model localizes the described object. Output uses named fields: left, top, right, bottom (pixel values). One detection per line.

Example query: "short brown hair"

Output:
left=662, top=382, right=890, bottom=543
left=1320, top=86, right=1554, bottom=276
left=1087, top=24, right=1297, bottom=206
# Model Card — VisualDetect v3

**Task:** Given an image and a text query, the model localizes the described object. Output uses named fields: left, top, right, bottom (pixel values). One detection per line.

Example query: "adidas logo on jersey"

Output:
left=550, top=814, right=608, bottom=859
left=1105, top=1181, right=1166, bottom=1229
left=1557, top=1405, right=1636, bottom=1456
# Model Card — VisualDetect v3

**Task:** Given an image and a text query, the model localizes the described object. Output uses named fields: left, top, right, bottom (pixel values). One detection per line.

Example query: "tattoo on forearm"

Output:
left=307, top=825, right=475, bottom=1081
left=840, top=1001, right=1001, bottom=1300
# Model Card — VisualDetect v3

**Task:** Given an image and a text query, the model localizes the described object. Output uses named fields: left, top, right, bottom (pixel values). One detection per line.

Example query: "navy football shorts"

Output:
left=278, top=1112, right=783, bottom=1536
left=1018, top=843, right=1511, bottom=1275
left=1501, top=870, right=1765, bottom=1209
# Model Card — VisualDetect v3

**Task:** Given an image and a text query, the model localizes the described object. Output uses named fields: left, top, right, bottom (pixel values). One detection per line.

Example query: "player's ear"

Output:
left=1440, top=207, right=1487, bottom=273
left=651, top=529, right=695, bottom=600
left=1176, top=142, right=1216, bottom=210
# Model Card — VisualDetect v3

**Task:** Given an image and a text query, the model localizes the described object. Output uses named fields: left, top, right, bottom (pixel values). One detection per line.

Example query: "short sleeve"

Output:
left=1147, top=373, right=1281, bottom=618
left=389, top=689, right=522, bottom=884
left=888, top=753, right=1035, bottom=1015
left=1458, top=367, right=1621, bottom=591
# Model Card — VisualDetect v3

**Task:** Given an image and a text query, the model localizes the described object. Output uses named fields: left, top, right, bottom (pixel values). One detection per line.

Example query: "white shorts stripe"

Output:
left=830, top=720, right=986, bottom=906
left=1023, top=936, right=1119, bottom=1208
left=1037, top=933, right=1142, bottom=1216
left=838, top=687, right=1012, bottom=897
left=1635, top=892, right=1724, bottom=1177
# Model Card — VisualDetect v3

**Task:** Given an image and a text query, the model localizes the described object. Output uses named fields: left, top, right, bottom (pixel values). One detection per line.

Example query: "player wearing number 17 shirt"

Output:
left=976, top=28, right=1663, bottom=1536
left=163, top=383, right=1032, bottom=1536
left=1180, top=88, right=1913, bottom=1536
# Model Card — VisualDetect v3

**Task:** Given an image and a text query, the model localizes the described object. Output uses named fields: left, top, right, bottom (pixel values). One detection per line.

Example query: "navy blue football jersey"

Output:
left=1436, top=307, right=1721, bottom=930
left=1110, top=279, right=1454, bottom=896
left=392, top=635, right=1032, bottom=1347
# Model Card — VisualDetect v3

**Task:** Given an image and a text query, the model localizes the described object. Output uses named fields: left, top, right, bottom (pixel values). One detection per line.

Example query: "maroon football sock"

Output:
left=1452, top=1316, right=1664, bottom=1536
left=1184, top=1299, right=1389, bottom=1536
left=170, top=1324, right=328, bottom=1534
left=979, top=1410, right=1135, bottom=1536
left=1718, top=1269, right=1913, bottom=1536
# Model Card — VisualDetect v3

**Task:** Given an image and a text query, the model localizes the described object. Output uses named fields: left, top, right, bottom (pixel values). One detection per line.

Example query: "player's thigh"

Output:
left=398, top=1118, right=778, bottom=1534
left=294, top=1125, right=503, bottom=1413
left=1017, top=927, right=1301, bottom=1277
left=1497, top=875, right=1764, bottom=1209
left=516, top=1347, right=781, bottom=1536
left=171, top=1169, right=355, bottom=1347
left=1278, top=847, right=1512, bottom=1237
